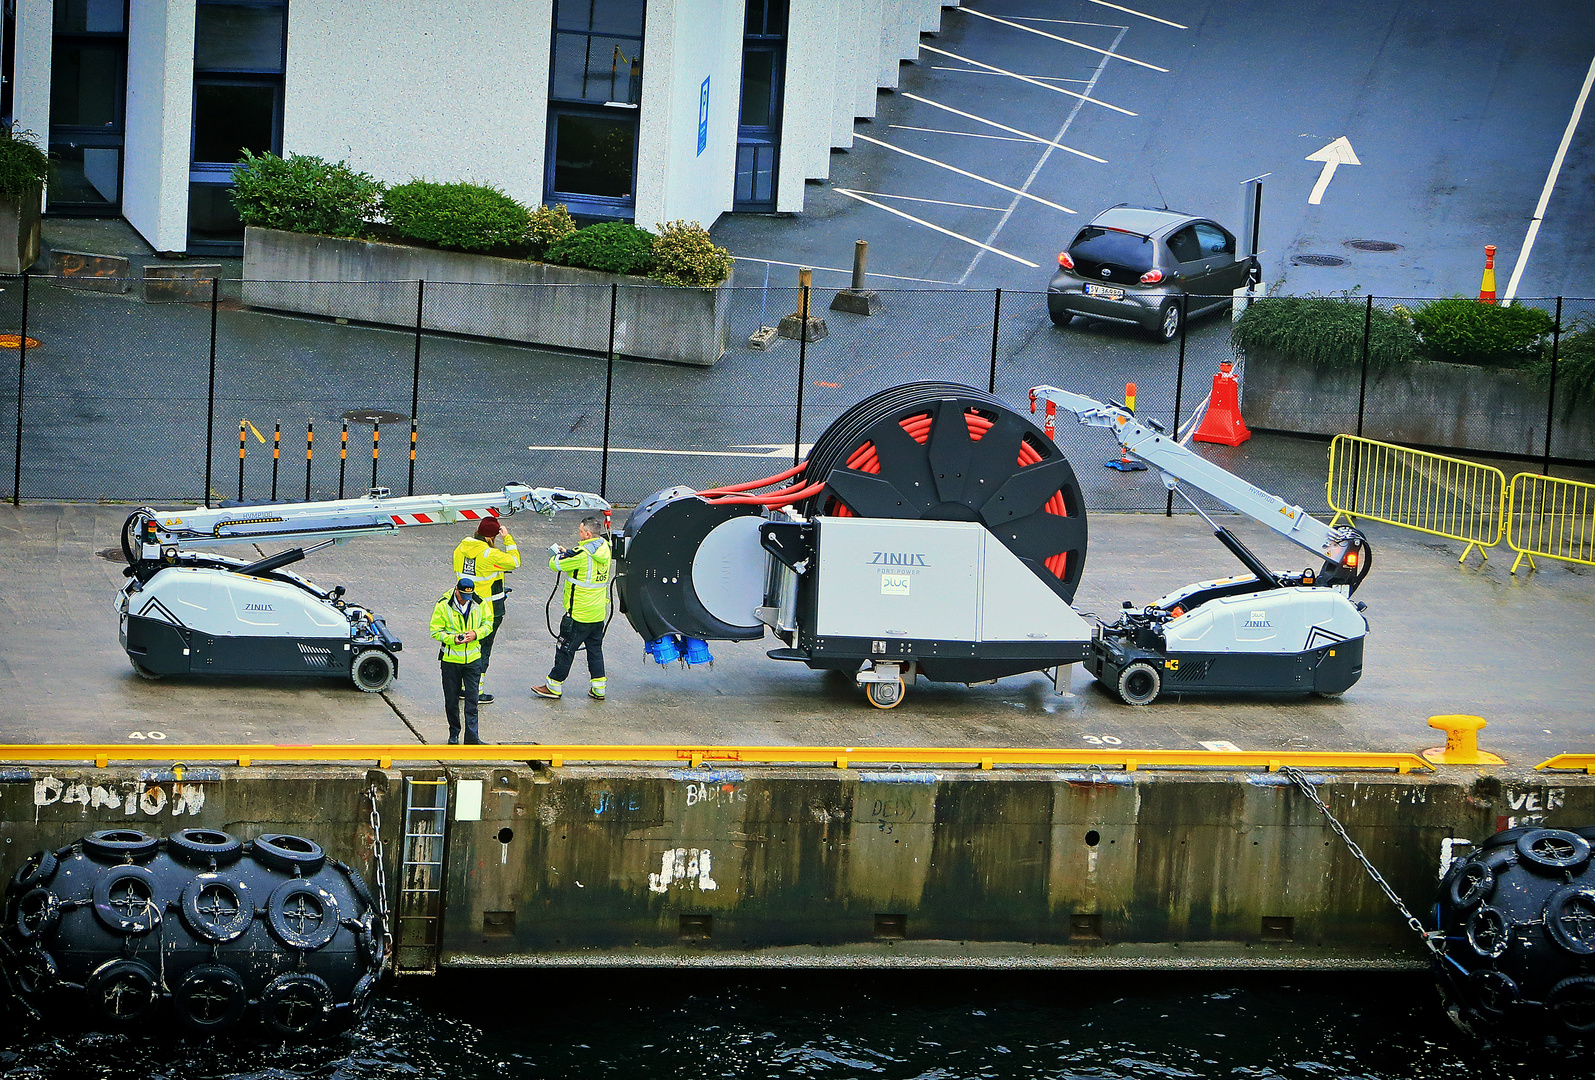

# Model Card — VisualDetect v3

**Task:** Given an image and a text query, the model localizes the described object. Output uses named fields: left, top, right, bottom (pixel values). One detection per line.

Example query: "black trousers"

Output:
left=441, top=659, right=483, bottom=743
left=549, top=613, right=606, bottom=682
left=477, top=596, right=507, bottom=675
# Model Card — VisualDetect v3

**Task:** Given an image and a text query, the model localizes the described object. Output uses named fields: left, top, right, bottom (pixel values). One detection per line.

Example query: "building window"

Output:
left=546, top=0, right=644, bottom=220
left=734, top=0, right=786, bottom=213
left=188, top=0, right=286, bottom=251
left=47, top=0, right=129, bottom=214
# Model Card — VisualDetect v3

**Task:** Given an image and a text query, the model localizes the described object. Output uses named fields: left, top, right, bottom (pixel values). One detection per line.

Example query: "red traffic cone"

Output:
left=1106, top=382, right=1148, bottom=471
left=1192, top=361, right=1251, bottom=446
left=1478, top=245, right=1496, bottom=303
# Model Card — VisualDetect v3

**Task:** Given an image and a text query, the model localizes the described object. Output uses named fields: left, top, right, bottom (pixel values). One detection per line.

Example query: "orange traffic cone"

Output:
left=1478, top=245, right=1497, bottom=303
left=1106, top=382, right=1148, bottom=471
left=1192, top=361, right=1251, bottom=446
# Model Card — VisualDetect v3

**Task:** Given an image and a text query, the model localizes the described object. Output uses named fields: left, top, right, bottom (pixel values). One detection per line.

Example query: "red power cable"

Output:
left=696, top=461, right=807, bottom=497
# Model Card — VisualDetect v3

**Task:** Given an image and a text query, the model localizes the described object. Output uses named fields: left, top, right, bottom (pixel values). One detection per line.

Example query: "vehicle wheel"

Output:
left=1116, top=661, right=1161, bottom=706
left=1150, top=302, right=1182, bottom=343
left=866, top=679, right=905, bottom=709
left=1047, top=304, right=1074, bottom=327
left=129, top=657, right=162, bottom=681
left=351, top=648, right=395, bottom=693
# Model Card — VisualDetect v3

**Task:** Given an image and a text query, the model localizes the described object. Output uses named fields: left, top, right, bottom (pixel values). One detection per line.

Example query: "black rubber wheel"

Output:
left=1150, top=301, right=1182, bottom=343
left=1446, top=860, right=1495, bottom=909
left=252, top=833, right=327, bottom=876
left=168, top=828, right=244, bottom=868
left=266, top=880, right=341, bottom=950
left=91, top=865, right=162, bottom=935
left=129, top=656, right=162, bottom=681
left=178, top=874, right=253, bottom=942
left=1465, top=904, right=1511, bottom=959
left=1046, top=299, right=1074, bottom=327
left=173, top=964, right=250, bottom=1033
left=1544, top=885, right=1595, bottom=956
left=262, top=972, right=334, bottom=1036
left=13, top=888, right=61, bottom=942
left=1117, top=661, right=1161, bottom=706
left=358, top=911, right=388, bottom=968
left=8, top=850, right=57, bottom=895
left=351, top=648, right=395, bottom=693
left=85, top=959, right=161, bottom=1025
left=82, top=829, right=158, bottom=864
left=1547, top=975, right=1595, bottom=1034
left=1515, top=828, right=1591, bottom=874
left=865, top=679, right=905, bottom=709
left=1467, top=969, right=1519, bottom=1017
left=13, top=947, right=58, bottom=996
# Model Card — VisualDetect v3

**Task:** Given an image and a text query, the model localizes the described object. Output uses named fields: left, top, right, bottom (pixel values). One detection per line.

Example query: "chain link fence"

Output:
left=2, top=276, right=1591, bottom=516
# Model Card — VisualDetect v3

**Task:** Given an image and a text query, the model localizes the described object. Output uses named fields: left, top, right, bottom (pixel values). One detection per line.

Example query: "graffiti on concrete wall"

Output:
left=648, top=848, right=718, bottom=893
left=33, top=777, right=207, bottom=817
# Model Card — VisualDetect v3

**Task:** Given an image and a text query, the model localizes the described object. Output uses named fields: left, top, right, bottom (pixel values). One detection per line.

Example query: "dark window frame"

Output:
left=46, top=0, right=130, bottom=213
left=545, top=0, right=647, bottom=219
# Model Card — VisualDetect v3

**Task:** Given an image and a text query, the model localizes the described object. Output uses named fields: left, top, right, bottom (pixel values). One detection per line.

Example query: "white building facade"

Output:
left=8, top=0, right=957, bottom=255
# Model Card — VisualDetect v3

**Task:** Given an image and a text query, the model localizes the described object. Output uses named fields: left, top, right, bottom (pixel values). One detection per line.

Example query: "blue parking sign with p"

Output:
left=698, top=76, right=709, bottom=156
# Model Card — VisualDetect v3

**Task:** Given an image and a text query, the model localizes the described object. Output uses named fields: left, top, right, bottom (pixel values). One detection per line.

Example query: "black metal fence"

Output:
left=3, top=275, right=1590, bottom=515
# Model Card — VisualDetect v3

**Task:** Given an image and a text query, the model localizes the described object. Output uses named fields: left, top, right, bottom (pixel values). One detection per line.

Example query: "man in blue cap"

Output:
left=430, top=576, right=495, bottom=745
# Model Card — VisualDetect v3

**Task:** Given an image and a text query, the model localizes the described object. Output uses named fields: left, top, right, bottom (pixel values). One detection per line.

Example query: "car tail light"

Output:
left=1058, top=251, right=1074, bottom=270
left=1139, top=268, right=1164, bottom=284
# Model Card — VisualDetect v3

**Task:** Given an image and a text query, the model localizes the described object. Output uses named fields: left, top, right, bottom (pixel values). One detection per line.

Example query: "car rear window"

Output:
left=1067, top=227, right=1156, bottom=273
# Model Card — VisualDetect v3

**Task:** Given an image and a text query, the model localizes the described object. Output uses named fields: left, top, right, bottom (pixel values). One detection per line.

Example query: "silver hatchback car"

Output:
left=1046, top=206, right=1259, bottom=342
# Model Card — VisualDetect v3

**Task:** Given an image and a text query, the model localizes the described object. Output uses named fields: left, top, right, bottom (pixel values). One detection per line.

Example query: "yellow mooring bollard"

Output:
left=1422, top=714, right=1506, bottom=765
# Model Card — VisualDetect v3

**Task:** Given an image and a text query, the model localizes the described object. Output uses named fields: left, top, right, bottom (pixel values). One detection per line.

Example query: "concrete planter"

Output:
left=242, top=226, right=728, bottom=366
left=0, top=182, right=43, bottom=276
left=1241, top=345, right=1594, bottom=461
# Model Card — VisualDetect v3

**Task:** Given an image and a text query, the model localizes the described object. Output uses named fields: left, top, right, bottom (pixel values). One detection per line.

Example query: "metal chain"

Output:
left=1280, top=766, right=1444, bottom=958
left=367, top=783, right=394, bottom=961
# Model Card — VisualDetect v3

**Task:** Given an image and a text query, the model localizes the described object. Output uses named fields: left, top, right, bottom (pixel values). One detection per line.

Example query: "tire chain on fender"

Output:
left=367, top=784, right=394, bottom=963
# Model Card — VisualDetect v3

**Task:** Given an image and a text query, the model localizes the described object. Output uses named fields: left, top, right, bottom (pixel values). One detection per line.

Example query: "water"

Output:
left=1, top=971, right=1587, bottom=1079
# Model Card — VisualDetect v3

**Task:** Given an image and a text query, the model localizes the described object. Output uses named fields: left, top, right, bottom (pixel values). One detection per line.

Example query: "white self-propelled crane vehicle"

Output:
left=117, top=485, right=609, bottom=691
left=1029, top=385, right=1372, bottom=705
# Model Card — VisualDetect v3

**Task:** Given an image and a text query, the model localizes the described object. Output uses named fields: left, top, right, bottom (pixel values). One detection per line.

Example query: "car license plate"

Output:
left=1085, top=283, right=1125, bottom=300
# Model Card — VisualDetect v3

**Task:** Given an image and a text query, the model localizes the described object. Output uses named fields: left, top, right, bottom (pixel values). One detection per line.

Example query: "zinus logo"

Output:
left=869, top=552, right=929, bottom=566
left=243, top=603, right=275, bottom=611
left=1243, top=610, right=1271, bottom=628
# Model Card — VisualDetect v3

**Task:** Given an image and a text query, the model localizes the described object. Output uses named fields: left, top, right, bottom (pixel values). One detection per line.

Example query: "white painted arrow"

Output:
left=1305, top=136, right=1360, bottom=205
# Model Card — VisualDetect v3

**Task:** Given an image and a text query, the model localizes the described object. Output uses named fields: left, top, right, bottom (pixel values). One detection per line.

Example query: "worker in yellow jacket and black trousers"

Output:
left=430, top=577, right=495, bottom=744
left=532, top=516, right=611, bottom=700
left=452, top=515, right=518, bottom=705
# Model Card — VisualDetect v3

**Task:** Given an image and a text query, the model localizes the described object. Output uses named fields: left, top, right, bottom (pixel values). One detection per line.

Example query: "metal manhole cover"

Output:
left=0, top=335, right=40, bottom=349
left=1344, top=239, right=1402, bottom=252
left=97, top=546, right=128, bottom=563
left=1292, top=254, right=1348, bottom=267
left=341, top=409, right=410, bottom=425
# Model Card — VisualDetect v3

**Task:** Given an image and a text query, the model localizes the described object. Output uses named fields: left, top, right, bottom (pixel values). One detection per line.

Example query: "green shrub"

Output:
left=545, top=221, right=657, bottom=276
left=1230, top=294, right=1419, bottom=370
left=382, top=179, right=531, bottom=252
left=1408, top=296, right=1555, bottom=368
left=650, top=219, right=733, bottom=288
left=230, top=150, right=382, bottom=238
left=0, top=126, right=49, bottom=201
left=527, top=203, right=577, bottom=259
left=1530, top=316, right=1595, bottom=406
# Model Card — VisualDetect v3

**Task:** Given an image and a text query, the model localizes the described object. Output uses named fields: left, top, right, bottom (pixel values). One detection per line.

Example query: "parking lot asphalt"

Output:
left=4, top=501, right=1590, bottom=772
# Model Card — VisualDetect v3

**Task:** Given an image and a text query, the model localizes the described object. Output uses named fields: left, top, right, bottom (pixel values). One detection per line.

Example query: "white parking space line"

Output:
left=891, top=124, right=1033, bottom=144
left=1503, top=51, right=1595, bottom=302
left=930, top=66, right=1090, bottom=84
left=848, top=190, right=1010, bottom=212
left=851, top=133, right=1078, bottom=214
left=962, top=7, right=1168, bottom=72
left=920, top=46, right=1136, bottom=115
left=1076, top=0, right=1187, bottom=29
left=833, top=190, right=1040, bottom=268
left=730, top=256, right=957, bottom=285
left=902, top=93, right=1108, bottom=163
left=528, top=445, right=809, bottom=459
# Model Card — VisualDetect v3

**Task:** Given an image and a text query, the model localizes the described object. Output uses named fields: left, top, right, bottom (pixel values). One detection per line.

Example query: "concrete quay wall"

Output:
left=7, top=765, right=1591, bottom=971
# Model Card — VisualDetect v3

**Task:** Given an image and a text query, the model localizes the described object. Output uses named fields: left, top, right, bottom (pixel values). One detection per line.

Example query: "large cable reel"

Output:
left=800, top=383, right=1087, bottom=601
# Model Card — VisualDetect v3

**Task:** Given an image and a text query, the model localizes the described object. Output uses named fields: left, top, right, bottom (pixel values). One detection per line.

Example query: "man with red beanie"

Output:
left=452, top=515, right=519, bottom=704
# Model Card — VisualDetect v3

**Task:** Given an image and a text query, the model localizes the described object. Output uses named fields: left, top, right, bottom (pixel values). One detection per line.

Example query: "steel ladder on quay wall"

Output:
left=395, top=777, right=449, bottom=974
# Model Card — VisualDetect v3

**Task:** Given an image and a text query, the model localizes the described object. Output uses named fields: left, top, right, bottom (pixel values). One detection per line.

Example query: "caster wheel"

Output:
left=866, top=679, right=905, bottom=709
left=351, top=648, right=395, bottom=693
left=1116, top=661, right=1161, bottom=706
left=129, top=657, right=162, bottom=681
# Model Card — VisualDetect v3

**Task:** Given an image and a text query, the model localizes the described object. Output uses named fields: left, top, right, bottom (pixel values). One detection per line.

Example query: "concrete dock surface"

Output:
left=2, top=502, right=1589, bottom=769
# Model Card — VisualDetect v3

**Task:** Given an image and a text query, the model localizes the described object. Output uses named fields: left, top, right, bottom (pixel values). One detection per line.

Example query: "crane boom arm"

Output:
left=1029, top=386, right=1359, bottom=567
left=130, top=485, right=609, bottom=560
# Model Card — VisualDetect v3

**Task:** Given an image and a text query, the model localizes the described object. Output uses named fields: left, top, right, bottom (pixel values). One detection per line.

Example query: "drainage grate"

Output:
left=1292, top=254, right=1347, bottom=267
left=97, top=547, right=128, bottom=563
left=1344, top=239, right=1402, bottom=252
left=341, top=409, right=410, bottom=425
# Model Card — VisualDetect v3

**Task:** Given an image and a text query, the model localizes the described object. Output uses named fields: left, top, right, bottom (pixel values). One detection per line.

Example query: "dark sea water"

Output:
left=2, top=971, right=1589, bottom=1079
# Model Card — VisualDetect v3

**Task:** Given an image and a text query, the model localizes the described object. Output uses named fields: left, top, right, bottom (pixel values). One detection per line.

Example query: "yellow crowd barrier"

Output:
left=1506, top=472, right=1595, bottom=574
left=1326, top=434, right=1507, bottom=563
left=0, top=744, right=1433, bottom=774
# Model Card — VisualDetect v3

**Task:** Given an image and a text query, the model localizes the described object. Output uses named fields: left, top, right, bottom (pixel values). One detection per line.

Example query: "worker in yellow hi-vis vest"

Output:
left=531, top=516, right=611, bottom=700
left=451, top=515, right=518, bottom=705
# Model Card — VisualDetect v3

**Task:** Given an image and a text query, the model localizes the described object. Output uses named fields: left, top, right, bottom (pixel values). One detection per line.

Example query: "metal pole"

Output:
left=270, top=420, right=281, bottom=501
left=12, top=272, right=27, bottom=506
left=988, top=288, right=1001, bottom=395
left=793, top=273, right=810, bottom=469
left=1543, top=297, right=1562, bottom=475
left=601, top=282, right=617, bottom=499
left=1167, top=294, right=1189, bottom=517
left=371, top=420, right=380, bottom=491
left=237, top=420, right=245, bottom=502
left=338, top=421, right=348, bottom=499
left=409, top=280, right=423, bottom=496
left=1350, top=295, right=1374, bottom=515
left=204, top=277, right=218, bottom=507
left=305, top=420, right=314, bottom=501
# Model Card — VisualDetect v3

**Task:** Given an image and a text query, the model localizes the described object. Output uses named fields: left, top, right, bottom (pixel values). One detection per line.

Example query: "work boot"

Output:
left=531, top=683, right=562, bottom=699
left=589, top=677, right=607, bottom=700
left=478, top=693, right=496, bottom=705
left=447, top=735, right=460, bottom=745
